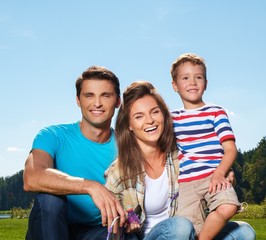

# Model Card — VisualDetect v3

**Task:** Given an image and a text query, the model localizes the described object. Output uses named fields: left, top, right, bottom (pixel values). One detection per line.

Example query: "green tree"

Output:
left=243, top=137, right=266, bottom=203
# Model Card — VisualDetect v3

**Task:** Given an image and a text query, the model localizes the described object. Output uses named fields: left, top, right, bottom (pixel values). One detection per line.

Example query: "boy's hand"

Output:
left=209, top=169, right=231, bottom=194
left=225, top=169, right=236, bottom=187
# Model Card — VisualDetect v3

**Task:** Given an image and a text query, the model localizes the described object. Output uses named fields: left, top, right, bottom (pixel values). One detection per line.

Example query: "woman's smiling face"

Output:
left=129, top=95, right=165, bottom=147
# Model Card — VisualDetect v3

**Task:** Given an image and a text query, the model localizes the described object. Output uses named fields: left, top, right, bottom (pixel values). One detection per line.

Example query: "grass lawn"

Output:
left=0, top=218, right=265, bottom=239
left=232, top=218, right=266, bottom=240
left=0, top=218, right=27, bottom=240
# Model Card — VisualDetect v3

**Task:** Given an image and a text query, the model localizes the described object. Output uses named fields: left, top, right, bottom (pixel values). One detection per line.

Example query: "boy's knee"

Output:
left=216, top=204, right=237, bottom=220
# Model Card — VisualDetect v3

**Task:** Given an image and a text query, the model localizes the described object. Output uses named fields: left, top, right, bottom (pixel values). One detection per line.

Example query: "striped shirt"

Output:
left=171, top=104, right=235, bottom=183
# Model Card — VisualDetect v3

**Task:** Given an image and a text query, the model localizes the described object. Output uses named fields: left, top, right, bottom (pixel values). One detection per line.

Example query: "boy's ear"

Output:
left=204, top=80, right=208, bottom=90
left=172, top=81, right=179, bottom=92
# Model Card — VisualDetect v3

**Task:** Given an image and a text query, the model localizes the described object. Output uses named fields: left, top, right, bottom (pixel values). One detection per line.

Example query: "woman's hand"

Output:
left=124, top=222, right=141, bottom=233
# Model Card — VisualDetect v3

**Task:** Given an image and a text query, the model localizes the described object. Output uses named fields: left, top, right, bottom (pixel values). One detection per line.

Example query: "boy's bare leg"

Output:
left=198, top=204, right=237, bottom=240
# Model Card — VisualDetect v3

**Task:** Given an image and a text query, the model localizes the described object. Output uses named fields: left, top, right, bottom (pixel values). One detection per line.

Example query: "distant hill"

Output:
left=0, top=170, right=35, bottom=210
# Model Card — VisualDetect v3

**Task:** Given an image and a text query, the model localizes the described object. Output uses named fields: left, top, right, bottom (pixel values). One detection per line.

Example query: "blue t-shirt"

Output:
left=32, top=121, right=118, bottom=225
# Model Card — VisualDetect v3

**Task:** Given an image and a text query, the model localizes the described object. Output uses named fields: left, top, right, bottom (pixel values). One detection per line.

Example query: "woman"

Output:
left=105, top=81, right=255, bottom=240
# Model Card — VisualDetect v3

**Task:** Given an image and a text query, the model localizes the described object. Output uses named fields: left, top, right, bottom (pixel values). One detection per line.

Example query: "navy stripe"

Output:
left=181, top=165, right=216, bottom=175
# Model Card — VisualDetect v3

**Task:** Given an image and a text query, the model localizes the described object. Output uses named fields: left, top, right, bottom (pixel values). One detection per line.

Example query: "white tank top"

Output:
left=143, top=167, right=169, bottom=236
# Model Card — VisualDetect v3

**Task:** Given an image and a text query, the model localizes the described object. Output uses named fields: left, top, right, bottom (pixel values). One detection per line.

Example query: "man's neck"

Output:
left=79, top=121, right=111, bottom=143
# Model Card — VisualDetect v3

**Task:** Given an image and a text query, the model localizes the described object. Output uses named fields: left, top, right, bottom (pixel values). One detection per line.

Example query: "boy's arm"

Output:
left=209, top=140, right=237, bottom=194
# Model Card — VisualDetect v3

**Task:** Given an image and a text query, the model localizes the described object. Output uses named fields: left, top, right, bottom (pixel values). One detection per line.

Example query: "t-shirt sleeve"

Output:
left=32, top=126, right=59, bottom=159
left=214, top=107, right=235, bottom=143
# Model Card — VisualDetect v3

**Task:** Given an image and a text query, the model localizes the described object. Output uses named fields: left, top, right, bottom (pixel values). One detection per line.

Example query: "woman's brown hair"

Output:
left=115, top=81, right=176, bottom=187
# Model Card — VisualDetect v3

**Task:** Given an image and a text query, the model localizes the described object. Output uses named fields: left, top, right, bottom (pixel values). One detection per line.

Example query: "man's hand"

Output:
left=87, top=181, right=126, bottom=233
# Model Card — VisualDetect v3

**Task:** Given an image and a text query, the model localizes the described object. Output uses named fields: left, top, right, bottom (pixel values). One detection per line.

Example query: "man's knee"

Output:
left=27, top=194, right=69, bottom=240
left=31, top=193, right=67, bottom=218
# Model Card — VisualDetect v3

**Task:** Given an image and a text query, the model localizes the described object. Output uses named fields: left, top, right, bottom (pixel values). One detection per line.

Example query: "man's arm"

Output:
left=23, top=149, right=126, bottom=229
left=23, top=149, right=85, bottom=194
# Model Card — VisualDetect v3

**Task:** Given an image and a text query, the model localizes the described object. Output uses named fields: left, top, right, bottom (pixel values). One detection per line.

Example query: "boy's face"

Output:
left=172, top=61, right=207, bottom=109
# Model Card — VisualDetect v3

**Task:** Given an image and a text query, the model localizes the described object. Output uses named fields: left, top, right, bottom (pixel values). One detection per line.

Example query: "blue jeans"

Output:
left=215, top=221, right=256, bottom=240
left=26, top=193, right=108, bottom=240
left=26, top=194, right=256, bottom=240
left=125, top=217, right=256, bottom=240
left=143, top=216, right=195, bottom=240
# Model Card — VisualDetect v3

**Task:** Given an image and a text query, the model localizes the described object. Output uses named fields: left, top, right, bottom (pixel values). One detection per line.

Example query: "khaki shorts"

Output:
left=177, top=175, right=241, bottom=235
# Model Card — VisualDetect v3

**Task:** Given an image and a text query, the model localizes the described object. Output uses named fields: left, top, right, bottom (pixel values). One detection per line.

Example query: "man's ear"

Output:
left=172, top=81, right=179, bottom=92
left=116, top=97, right=121, bottom=108
left=76, top=96, right=81, bottom=107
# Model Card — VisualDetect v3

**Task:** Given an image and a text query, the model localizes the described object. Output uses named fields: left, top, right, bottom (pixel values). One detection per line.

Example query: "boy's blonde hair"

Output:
left=170, top=53, right=207, bottom=81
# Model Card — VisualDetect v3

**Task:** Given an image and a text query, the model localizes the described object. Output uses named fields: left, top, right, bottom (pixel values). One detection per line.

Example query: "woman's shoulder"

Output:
left=168, top=150, right=179, bottom=171
left=105, top=158, right=120, bottom=179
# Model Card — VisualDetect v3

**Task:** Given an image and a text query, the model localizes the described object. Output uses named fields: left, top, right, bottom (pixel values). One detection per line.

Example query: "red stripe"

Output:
left=173, top=110, right=227, bottom=121
left=178, top=171, right=214, bottom=182
left=188, top=155, right=221, bottom=160
left=178, top=132, right=217, bottom=142
left=220, top=135, right=235, bottom=142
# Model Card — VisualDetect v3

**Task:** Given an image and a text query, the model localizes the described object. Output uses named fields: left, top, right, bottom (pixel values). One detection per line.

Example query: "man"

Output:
left=23, top=66, right=126, bottom=240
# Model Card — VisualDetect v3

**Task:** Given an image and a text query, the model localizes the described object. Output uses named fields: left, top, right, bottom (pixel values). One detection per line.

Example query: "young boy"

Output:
left=170, top=53, right=241, bottom=239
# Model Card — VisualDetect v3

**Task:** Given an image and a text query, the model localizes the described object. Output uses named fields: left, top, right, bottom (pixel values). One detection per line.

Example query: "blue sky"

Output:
left=1, top=1, right=265, bottom=177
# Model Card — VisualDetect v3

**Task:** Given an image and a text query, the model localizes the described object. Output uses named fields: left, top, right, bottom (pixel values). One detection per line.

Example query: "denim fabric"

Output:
left=26, top=193, right=108, bottom=240
left=69, top=223, right=108, bottom=240
left=26, top=193, right=69, bottom=240
left=143, top=216, right=195, bottom=240
left=26, top=194, right=256, bottom=240
left=215, top=221, right=256, bottom=240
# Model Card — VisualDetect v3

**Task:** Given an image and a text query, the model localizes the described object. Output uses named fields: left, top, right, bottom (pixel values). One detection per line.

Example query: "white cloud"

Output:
left=6, top=147, right=25, bottom=152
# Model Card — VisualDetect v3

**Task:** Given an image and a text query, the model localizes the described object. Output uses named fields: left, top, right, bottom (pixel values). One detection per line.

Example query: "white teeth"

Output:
left=188, top=89, right=197, bottom=92
left=91, top=110, right=103, bottom=113
left=145, top=126, right=157, bottom=132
